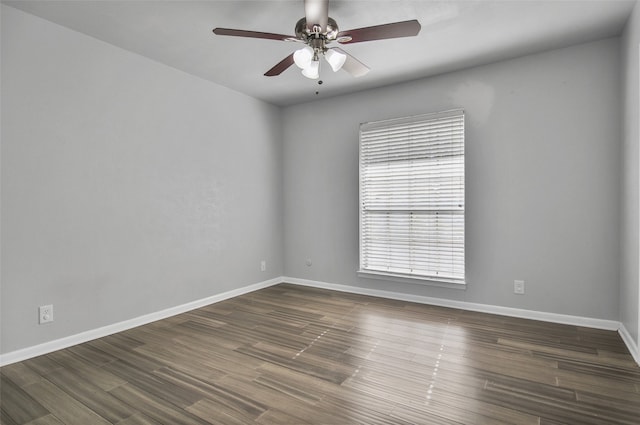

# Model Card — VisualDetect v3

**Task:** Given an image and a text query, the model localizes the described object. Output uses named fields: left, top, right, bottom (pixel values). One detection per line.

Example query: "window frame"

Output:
left=358, top=109, right=465, bottom=288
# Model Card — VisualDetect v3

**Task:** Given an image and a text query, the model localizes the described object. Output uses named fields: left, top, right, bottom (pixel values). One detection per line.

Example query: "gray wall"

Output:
left=1, top=6, right=284, bottom=354
left=1, top=4, right=631, bottom=357
left=283, top=38, right=622, bottom=320
left=621, top=1, right=640, bottom=346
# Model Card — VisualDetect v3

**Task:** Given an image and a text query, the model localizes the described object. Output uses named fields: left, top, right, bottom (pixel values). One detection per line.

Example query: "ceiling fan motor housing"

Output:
left=295, top=17, right=339, bottom=47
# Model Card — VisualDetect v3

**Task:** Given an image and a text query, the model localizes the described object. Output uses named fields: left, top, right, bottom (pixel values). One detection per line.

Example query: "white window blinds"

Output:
left=359, top=109, right=465, bottom=284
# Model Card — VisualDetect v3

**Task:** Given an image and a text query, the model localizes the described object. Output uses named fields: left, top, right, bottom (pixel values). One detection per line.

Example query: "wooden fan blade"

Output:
left=304, top=0, right=328, bottom=32
left=213, top=28, right=295, bottom=41
left=337, top=19, right=421, bottom=44
left=334, top=48, right=370, bottom=77
left=264, top=53, right=295, bottom=76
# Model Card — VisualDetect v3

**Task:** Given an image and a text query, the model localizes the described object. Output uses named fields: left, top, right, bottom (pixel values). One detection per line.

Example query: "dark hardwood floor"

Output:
left=1, top=283, right=639, bottom=424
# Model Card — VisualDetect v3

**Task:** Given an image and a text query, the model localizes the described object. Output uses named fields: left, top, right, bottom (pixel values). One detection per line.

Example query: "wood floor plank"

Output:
left=21, top=380, right=111, bottom=425
left=101, top=360, right=204, bottom=409
left=20, top=356, right=62, bottom=377
left=24, top=414, right=65, bottom=425
left=186, top=398, right=258, bottom=425
left=0, top=375, right=48, bottom=424
left=42, top=350, right=126, bottom=391
left=132, top=343, right=229, bottom=382
left=85, top=339, right=162, bottom=373
left=2, top=283, right=639, bottom=424
left=480, top=374, right=639, bottom=425
left=215, top=374, right=317, bottom=414
left=152, top=367, right=267, bottom=418
left=254, top=408, right=320, bottom=425
left=0, top=363, right=42, bottom=388
left=43, top=367, right=134, bottom=422
left=172, top=339, right=266, bottom=380
left=115, top=413, right=162, bottom=425
left=575, top=390, right=640, bottom=417
left=315, top=395, right=407, bottom=425
left=108, top=384, right=207, bottom=425
left=1, top=409, right=20, bottom=425
left=66, top=342, right=119, bottom=366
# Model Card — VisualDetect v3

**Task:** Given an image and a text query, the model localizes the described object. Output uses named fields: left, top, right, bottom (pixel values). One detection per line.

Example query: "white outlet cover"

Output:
left=514, top=280, right=525, bottom=294
left=39, top=304, right=54, bottom=324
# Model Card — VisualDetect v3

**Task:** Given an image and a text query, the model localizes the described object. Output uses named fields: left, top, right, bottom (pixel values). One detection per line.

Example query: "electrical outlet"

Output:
left=260, top=260, right=266, bottom=272
left=514, top=280, right=525, bottom=295
left=39, top=304, right=54, bottom=324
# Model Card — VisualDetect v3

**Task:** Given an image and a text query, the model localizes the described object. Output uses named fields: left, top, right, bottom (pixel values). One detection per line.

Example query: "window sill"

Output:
left=357, top=270, right=467, bottom=291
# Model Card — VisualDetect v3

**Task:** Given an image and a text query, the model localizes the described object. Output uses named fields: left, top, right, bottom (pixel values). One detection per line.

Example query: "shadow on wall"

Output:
left=448, top=80, right=495, bottom=125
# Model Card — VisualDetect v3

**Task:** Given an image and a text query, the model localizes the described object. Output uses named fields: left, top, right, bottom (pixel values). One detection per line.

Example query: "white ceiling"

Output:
left=4, top=0, right=636, bottom=106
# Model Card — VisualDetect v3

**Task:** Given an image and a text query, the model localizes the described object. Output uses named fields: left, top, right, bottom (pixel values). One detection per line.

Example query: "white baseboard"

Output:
left=618, top=323, right=640, bottom=365
left=286, top=277, right=640, bottom=367
left=3, top=276, right=638, bottom=367
left=0, top=277, right=282, bottom=367
left=283, top=277, right=622, bottom=331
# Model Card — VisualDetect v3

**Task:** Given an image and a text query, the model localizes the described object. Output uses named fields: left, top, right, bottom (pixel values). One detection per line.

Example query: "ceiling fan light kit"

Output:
left=293, top=45, right=314, bottom=69
left=293, top=46, right=346, bottom=79
left=212, top=0, right=421, bottom=80
left=325, top=48, right=347, bottom=72
left=301, top=59, right=320, bottom=79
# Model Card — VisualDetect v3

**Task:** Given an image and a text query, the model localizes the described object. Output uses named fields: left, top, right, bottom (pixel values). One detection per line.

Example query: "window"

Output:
left=359, top=109, right=465, bottom=285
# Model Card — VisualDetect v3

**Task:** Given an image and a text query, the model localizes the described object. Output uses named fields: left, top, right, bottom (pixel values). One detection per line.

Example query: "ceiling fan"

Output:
left=212, top=0, right=421, bottom=79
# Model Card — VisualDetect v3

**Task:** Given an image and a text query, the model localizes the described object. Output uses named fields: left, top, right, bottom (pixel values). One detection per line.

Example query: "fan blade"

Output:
left=337, top=19, right=421, bottom=44
left=213, top=28, right=295, bottom=42
left=304, top=0, right=328, bottom=32
left=334, top=48, right=370, bottom=77
left=264, top=53, right=295, bottom=76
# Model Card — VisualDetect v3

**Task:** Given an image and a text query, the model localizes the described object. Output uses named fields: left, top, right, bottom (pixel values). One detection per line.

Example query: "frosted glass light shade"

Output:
left=294, top=46, right=314, bottom=69
left=301, top=60, right=320, bottom=79
left=325, top=48, right=346, bottom=72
